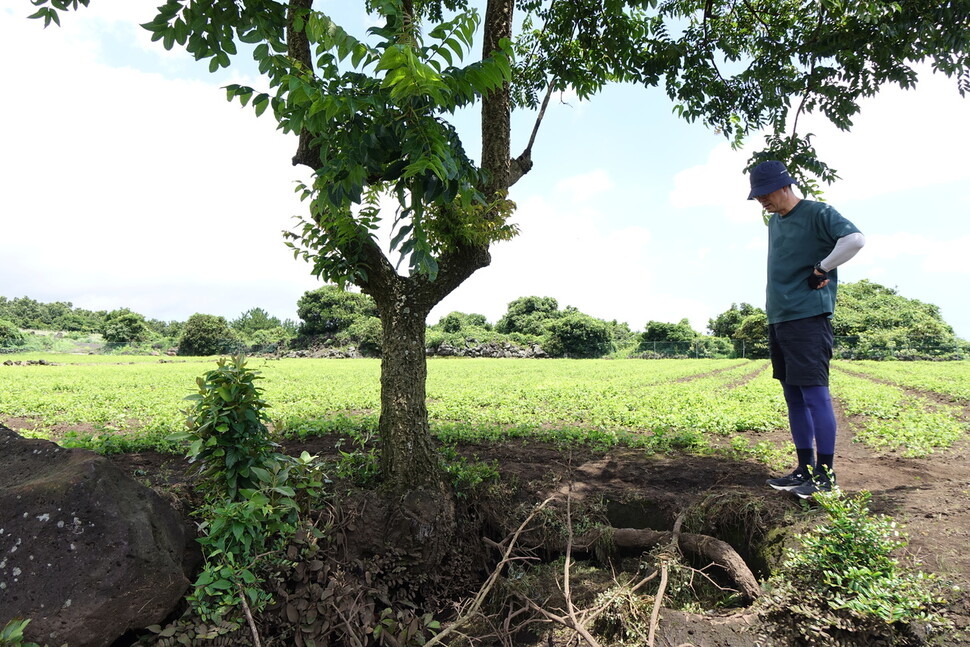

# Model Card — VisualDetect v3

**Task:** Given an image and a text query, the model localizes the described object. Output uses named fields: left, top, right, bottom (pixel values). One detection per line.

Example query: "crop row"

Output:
left=829, top=366, right=967, bottom=457
left=838, top=360, right=970, bottom=404
left=0, top=357, right=785, bottom=453
left=4, top=356, right=964, bottom=462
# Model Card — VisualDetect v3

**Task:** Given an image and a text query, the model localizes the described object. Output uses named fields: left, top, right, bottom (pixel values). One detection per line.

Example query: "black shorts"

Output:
left=768, top=314, right=834, bottom=386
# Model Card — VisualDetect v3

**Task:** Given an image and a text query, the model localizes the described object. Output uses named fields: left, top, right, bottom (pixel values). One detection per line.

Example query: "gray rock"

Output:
left=0, top=425, right=191, bottom=647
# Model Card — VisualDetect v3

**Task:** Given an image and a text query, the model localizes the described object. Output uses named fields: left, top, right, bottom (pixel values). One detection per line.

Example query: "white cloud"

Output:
left=668, top=141, right=762, bottom=224
left=430, top=188, right=721, bottom=331
left=803, top=73, right=970, bottom=203
left=1, top=8, right=313, bottom=322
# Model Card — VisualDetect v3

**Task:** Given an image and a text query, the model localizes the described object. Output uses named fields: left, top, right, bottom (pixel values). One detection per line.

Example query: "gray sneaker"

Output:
left=766, top=470, right=810, bottom=491
left=792, top=469, right=836, bottom=499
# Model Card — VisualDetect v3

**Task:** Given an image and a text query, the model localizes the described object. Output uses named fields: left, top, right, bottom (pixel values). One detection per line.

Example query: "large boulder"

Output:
left=0, top=425, right=192, bottom=647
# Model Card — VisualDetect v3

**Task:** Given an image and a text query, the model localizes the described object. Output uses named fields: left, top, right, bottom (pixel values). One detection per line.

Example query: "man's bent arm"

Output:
left=819, top=232, right=865, bottom=272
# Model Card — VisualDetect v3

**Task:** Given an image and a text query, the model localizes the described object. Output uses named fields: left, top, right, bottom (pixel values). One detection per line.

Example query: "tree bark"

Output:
left=373, top=280, right=438, bottom=489
left=481, top=0, right=514, bottom=197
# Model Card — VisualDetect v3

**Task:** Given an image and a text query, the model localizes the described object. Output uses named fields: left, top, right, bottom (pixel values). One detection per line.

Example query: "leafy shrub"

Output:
left=708, top=302, right=763, bottom=338
left=544, top=313, right=613, bottom=358
left=230, top=307, right=284, bottom=337
left=102, top=309, right=152, bottom=344
left=761, top=490, right=953, bottom=644
left=297, top=285, right=377, bottom=336
left=495, top=296, right=560, bottom=335
left=0, top=619, right=39, bottom=647
left=734, top=311, right=769, bottom=359
left=178, top=313, right=239, bottom=356
left=640, top=318, right=698, bottom=344
left=247, top=326, right=294, bottom=352
left=434, top=310, right=490, bottom=333
left=179, top=355, right=278, bottom=499
left=347, top=316, right=382, bottom=355
left=173, top=356, right=328, bottom=623
left=0, top=319, right=26, bottom=348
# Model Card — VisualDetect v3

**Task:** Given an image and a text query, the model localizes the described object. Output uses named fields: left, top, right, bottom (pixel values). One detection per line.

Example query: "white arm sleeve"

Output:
left=819, top=232, right=865, bottom=272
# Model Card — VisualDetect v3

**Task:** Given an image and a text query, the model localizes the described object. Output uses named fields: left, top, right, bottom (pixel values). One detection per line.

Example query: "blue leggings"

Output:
left=781, top=382, right=836, bottom=455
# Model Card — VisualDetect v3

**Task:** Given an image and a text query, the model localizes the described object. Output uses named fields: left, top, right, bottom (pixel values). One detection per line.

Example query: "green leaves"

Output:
left=26, top=0, right=91, bottom=27
left=1, top=619, right=40, bottom=647
left=765, top=489, right=952, bottom=639
left=177, top=356, right=332, bottom=624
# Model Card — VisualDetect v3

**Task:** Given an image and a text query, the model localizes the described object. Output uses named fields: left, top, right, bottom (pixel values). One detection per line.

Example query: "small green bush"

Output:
left=761, top=490, right=953, bottom=644
left=297, top=285, right=377, bottom=336
left=179, top=354, right=278, bottom=499
left=173, top=356, right=329, bottom=623
left=0, top=619, right=40, bottom=647
left=544, top=313, right=613, bottom=358
left=348, top=316, right=382, bottom=356
left=101, top=309, right=152, bottom=344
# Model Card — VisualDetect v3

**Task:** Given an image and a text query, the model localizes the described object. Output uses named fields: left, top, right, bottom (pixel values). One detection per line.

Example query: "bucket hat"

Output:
left=747, top=160, right=796, bottom=199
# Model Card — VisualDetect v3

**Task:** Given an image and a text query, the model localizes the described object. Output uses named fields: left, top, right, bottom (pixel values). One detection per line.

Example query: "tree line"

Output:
left=1, top=280, right=965, bottom=359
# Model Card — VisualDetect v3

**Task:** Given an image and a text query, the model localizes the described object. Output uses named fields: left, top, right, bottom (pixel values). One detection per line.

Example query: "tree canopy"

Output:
left=832, top=279, right=963, bottom=357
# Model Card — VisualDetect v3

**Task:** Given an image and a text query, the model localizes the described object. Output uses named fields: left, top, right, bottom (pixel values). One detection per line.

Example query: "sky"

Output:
left=2, top=2, right=969, bottom=339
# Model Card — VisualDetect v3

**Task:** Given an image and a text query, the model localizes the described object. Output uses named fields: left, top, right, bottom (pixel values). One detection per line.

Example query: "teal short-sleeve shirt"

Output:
left=766, top=200, right=861, bottom=324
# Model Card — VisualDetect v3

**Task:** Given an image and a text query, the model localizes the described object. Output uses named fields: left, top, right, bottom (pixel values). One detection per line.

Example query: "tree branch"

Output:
left=509, top=80, right=555, bottom=186
left=286, top=0, right=317, bottom=169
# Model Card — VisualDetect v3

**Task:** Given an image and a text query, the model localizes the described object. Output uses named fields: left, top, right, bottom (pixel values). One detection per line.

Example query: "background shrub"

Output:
left=297, top=285, right=377, bottom=337
left=178, top=314, right=239, bottom=356
left=0, top=319, right=26, bottom=347
left=101, top=308, right=152, bottom=344
left=545, top=313, right=613, bottom=358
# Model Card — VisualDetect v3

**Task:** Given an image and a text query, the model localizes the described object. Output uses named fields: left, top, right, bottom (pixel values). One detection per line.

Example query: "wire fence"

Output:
left=2, top=337, right=968, bottom=361
left=635, top=338, right=968, bottom=361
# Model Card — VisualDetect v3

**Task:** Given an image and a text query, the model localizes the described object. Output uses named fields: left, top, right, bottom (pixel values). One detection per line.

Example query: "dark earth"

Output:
left=6, top=369, right=970, bottom=646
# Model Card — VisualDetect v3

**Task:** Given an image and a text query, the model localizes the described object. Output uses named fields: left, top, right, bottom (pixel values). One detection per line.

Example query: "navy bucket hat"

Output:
left=747, top=160, right=796, bottom=199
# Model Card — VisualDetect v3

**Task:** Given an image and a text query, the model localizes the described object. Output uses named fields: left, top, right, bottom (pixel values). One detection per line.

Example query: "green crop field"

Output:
left=1, top=355, right=968, bottom=464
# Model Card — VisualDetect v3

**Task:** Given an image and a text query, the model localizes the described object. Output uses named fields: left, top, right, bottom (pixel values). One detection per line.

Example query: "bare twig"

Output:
left=236, top=583, right=262, bottom=647
left=582, top=568, right=659, bottom=624
left=562, top=479, right=581, bottom=633
left=519, top=595, right=603, bottom=647
left=647, top=560, right=669, bottom=647
left=523, top=80, right=556, bottom=158
left=424, top=497, right=556, bottom=647
left=647, top=511, right=686, bottom=647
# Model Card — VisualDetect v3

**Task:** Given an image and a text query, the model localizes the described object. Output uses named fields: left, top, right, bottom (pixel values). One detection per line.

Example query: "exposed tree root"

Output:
left=428, top=471, right=763, bottom=647
left=589, top=526, right=762, bottom=601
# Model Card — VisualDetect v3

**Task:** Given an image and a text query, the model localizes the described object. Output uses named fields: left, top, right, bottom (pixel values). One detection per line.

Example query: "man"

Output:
left=747, top=160, right=865, bottom=499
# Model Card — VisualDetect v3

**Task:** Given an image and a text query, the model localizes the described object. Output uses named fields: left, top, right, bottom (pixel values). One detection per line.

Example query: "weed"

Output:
left=0, top=620, right=39, bottom=647
left=760, top=489, right=955, bottom=645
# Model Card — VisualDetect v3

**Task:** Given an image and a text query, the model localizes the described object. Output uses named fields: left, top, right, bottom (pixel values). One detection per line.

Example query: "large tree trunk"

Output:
left=369, top=280, right=457, bottom=563
left=376, top=286, right=438, bottom=489
left=368, top=0, right=514, bottom=493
